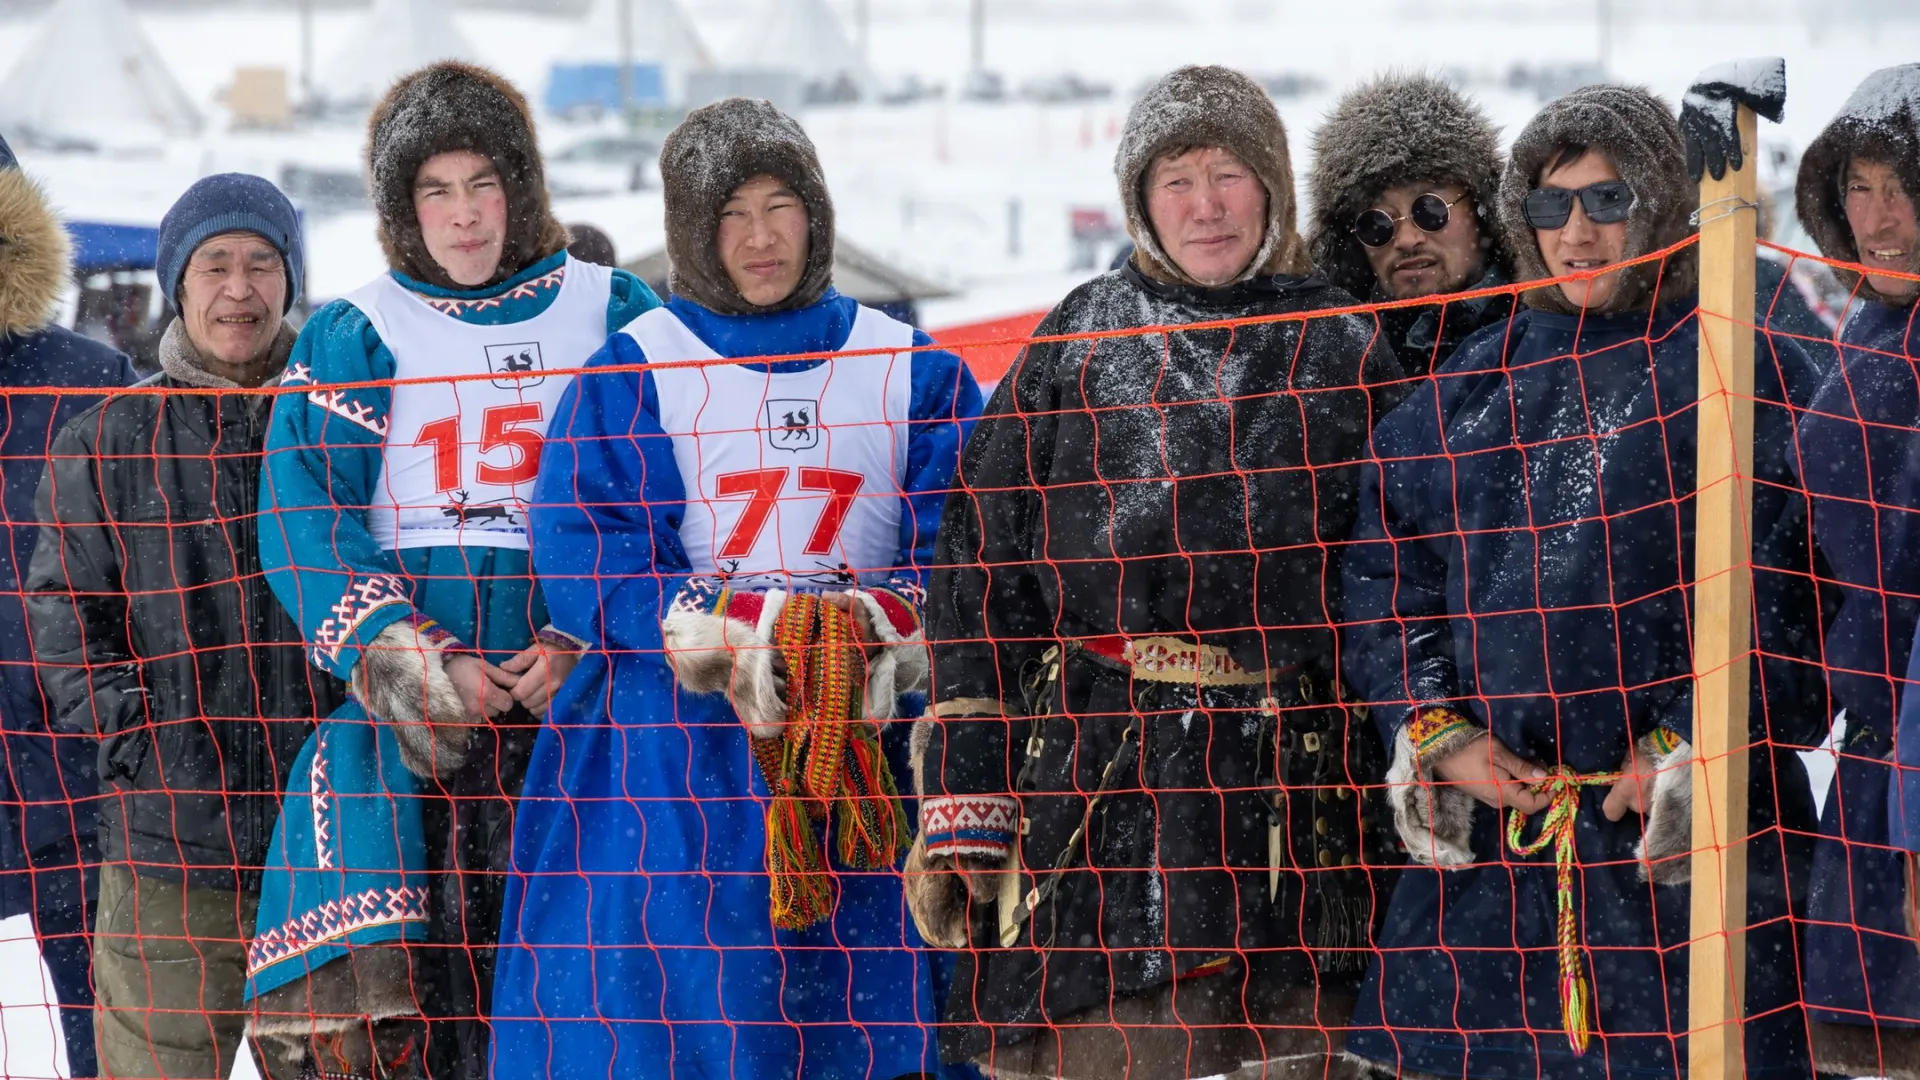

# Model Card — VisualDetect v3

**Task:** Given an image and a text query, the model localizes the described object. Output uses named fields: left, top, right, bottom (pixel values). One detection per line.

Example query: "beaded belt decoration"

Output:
left=1078, top=635, right=1267, bottom=686
left=751, top=593, right=909, bottom=930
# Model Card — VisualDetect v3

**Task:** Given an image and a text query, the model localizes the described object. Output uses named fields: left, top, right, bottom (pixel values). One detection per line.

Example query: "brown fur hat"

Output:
left=0, top=143, right=71, bottom=337
left=1498, top=84, right=1698, bottom=315
left=1796, top=64, right=1920, bottom=309
left=1115, top=65, right=1312, bottom=287
left=1306, top=72, right=1509, bottom=299
left=659, top=98, right=835, bottom=316
left=366, top=61, right=569, bottom=290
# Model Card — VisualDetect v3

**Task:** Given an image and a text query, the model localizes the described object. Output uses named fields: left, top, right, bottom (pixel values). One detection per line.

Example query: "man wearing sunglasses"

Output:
left=1307, top=73, right=1514, bottom=375
left=1340, top=82, right=1825, bottom=1080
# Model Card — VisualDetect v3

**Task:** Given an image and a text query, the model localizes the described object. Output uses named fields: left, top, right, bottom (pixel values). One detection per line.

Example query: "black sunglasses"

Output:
left=1352, top=192, right=1465, bottom=249
left=1522, top=180, right=1636, bottom=230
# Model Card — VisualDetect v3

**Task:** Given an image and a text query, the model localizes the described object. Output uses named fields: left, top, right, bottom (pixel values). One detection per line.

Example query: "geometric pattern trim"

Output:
left=921, top=794, right=1019, bottom=861
left=245, top=884, right=431, bottom=976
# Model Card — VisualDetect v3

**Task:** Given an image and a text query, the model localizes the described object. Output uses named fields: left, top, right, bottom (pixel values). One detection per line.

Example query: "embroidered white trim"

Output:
left=311, top=575, right=411, bottom=666
left=283, top=361, right=313, bottom=386
left=419, top=266, right=567, bottom=316
left=305, top=387, right=389, bottom=438
left=921, top=794, right=1019, bottom=859
left=311, top=730, right=335, bottom=870
left=245, top=885, right=432, bottom=975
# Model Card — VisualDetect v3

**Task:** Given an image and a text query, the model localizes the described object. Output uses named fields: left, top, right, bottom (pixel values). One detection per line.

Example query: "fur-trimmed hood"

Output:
left=1796, top=64, right=1920, bottom=309
left=659, top=97, right=835, bottom=316
left=1306, top=72, right=1509, bottom=300
left=1498, top=84, right=1697, bottom=315
left=0, top=151, right=71, bottom=338
left=366, top=61, right=569, bottom=291
left=1115, top=65, right=1312, bottom=287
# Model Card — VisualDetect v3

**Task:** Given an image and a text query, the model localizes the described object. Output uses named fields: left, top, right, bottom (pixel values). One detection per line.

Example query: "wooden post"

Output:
left=1690, top=105, right=1758, bottom=1080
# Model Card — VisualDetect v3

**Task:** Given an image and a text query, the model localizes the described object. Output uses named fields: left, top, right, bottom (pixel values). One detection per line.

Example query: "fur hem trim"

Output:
left=904, top=834, right=971, bottom=949
left=246, top=946, right=418, bottom=1039
left=910, top=713, right=933, bottom=796
left=1810, top=1019, right=1920, bottom=1080
left=352, top=621, right=471, bottom=778
left=1634, top=734, right=1693, bottom=885
left=1386, top=724, right=1477, bottom=867
left=662, top=607, right=786, bottom=739
left=0, top=165, right=71, bottom=336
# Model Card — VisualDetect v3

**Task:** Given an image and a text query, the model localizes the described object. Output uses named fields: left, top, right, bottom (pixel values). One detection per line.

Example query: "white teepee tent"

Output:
left=0, top=0, right=201, bottom=144
left=729, top=0, right=868, bottom=86
left=322, top=0, right=480, bottom=108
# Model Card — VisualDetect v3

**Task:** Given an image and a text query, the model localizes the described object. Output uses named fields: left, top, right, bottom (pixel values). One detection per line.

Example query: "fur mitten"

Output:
left=661, top=596, right=787, bottom=739
left=1633, top=732, right=1693, bottom=885
left=905, top=835, right=971, bottom=949
left=351, top=620, right=473, bottom=778
left=1385, top=718, right=1480, bottom=867
left=247, top=946, right=421, bottom=1079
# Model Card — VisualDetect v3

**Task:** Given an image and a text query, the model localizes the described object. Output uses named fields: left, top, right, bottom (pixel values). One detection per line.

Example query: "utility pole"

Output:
left=617, top=0, right=634, bottom=125
left=970, top=0, right=985, bottom=73
left=298, top=0, right=314, bottom=110
left=1597, top=0, right=1613, bottom=74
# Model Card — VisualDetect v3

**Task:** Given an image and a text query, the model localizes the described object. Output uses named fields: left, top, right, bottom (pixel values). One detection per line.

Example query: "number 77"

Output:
left=715, top=467, right=864, bottom=560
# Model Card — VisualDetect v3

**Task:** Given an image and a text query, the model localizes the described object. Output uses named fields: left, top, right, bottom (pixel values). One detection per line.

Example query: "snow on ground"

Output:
left=0, top=0, right=1910, bottom=1071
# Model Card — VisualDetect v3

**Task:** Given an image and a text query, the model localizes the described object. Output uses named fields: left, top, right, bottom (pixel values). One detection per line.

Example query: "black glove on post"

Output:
left=1680, top=57, right=1787, bottom=182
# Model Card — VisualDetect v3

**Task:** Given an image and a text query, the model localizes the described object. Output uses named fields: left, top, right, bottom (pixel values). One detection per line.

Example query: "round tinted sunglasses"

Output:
left=1352, top=192, right=1466, bottom=249
left=1522, top=180, right=1636, bottom=230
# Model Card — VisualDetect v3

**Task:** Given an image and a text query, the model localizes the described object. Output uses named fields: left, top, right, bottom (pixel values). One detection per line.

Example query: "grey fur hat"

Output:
left=1115, top=65, right=1311, bottom=287
left=1306, top=72, right=1508, bottom=299
left=659, top=98, right=835, bottom=316
left=1796, top=64, right=1920, bottom=308
left=1498, top=84, right=1697, bottom=315
left=367, top=61, right=570, bottom=291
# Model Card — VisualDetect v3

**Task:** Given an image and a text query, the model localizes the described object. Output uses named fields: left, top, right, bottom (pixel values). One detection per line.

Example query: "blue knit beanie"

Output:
left=157, top=173, right=303, bottom=314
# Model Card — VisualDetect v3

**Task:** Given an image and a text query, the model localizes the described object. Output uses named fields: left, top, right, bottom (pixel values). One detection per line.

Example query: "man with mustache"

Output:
left=1305, top=73, right=1515, bottom=375
left=27, top=172, right=336, bottom=1080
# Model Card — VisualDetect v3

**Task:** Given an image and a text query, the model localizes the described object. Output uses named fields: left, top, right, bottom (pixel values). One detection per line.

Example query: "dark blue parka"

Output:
left=0, top=148, right=137, bottom=913
left=1779, top=66, right=1920, bottom=1068
left=1339, top=84, right=1828, bottom=1080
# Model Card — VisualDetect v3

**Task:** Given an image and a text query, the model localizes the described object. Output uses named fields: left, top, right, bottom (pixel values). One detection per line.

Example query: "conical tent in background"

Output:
left=569, top=0, right=713, bottom=74
left=0, top=0, right=201, bottom=143
left=321, top=0, right=480, bottom=108
left=729, top=0, right=869, bottom=86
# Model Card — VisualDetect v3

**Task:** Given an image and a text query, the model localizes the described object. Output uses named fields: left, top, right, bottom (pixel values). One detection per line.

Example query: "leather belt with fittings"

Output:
left=1077, top=635, right=1267, bottom=686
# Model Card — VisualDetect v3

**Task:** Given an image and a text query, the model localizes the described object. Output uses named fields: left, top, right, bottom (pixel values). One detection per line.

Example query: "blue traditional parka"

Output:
left=490, top=289, right=981, bottom=1080
left=1804, top=295, right=1920, bottom=1042
left=243, top=251, right=657, bottom=1001
left=1339, top=301, right=1827, bottom=1080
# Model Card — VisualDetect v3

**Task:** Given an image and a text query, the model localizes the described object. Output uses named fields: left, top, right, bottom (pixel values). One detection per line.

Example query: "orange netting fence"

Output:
left=0, top=238, right=1916, bottom=1080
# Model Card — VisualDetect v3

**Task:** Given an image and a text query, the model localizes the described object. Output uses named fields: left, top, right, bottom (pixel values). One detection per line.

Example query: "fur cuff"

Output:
left=1385, top=722, right=1478, bottom=867
left=247, top=945, right=417, bottom=1047
left=1634, top=732, right=1693, bottom=885
left=351, top=618, right=472, bottom=778
left=1810, top=1020, right=1920, bottom=1080
left=661, top=592, right=787, bottom=739
left=904, top=834, right=971, bottom=950
left=851, top=588, right=930, bottom=721
left=535, top=624, right=587, bottom=652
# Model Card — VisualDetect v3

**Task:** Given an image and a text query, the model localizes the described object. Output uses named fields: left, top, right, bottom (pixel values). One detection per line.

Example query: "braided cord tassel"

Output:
left=756, top=594, right=910, bottom=929
left=1505, top=766, right=1620, bottom=1056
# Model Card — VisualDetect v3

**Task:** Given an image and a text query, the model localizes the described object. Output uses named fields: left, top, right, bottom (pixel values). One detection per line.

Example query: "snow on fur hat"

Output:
left=659, top=98, right=835, bottom=316
left=366, top=61, right=569, bottom=290
left=0, top=128, right=72, bottom=337
left=1306, top=72, right=1509, bottom=299
left=1116, top=65, right=1311, bottom=287
left=1797, top=64, right=1920, bottom=308
left=1498, top=83, right=1697, bottom=316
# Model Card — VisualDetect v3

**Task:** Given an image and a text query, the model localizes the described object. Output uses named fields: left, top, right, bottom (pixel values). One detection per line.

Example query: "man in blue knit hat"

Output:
left=0, top=127, right=135, bottom=1080
left=27, top=171, right=337, bottom=1080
